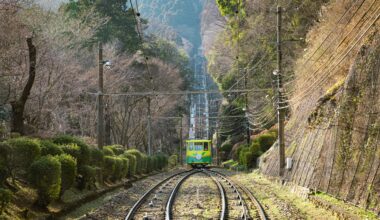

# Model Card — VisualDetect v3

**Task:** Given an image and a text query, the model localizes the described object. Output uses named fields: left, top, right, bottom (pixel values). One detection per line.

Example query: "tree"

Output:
left=10, top=37, right=36, bottom=134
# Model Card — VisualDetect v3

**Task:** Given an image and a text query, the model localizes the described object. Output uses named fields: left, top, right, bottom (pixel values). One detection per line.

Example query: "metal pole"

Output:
left=244, top=73, right=250, bottom=145
left=179, top=116, right=183, bottom=165
left=147, top=97, right=152, bottom=156
left=277, top=6, right=286, bottom=177
left=97, top=42, right=104, bottom=149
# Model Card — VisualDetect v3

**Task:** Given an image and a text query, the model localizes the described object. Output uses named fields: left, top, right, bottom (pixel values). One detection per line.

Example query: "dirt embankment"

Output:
left=260, top=0, right=380, bottom=214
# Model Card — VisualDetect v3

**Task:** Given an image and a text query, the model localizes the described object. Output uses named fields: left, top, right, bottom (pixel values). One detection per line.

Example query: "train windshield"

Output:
left=188, top=142, right=204, bottom=151
left=204, top=142, right=208, bottom=151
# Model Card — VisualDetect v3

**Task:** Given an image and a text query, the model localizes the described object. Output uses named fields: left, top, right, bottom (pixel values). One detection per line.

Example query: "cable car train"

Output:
left=186, top=139, right=212, bottom=168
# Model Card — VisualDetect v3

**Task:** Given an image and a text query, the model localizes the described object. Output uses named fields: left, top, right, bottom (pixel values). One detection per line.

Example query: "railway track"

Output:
left=125, top=168, right=267, bottom=220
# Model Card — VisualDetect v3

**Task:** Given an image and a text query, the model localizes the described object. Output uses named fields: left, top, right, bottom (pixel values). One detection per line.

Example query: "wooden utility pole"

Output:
left=97, top=42, right=105, bottom=149
left=276, top=6, right=286, bottom=177
left=147, top=97, right=152, bottom=156
left=179, top=115, right=183, bottom=165
left=244, top=73, right=250, bottom=145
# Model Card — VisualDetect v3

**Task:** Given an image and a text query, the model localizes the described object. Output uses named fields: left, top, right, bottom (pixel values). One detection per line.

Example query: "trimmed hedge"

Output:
left=126, top=149, right=143, bottom=174
left=56, top=154, right=77, bottom=197
left=103, top=156, right=116, bottom=182
left=122, top=153, right=136, bottom=176
left=105, top=145, right=124, bottom=155
left=79, top=165, right=97, bottom=190
left=89, top=148, right=104, bottom=168
left=40, top=140, right=63, bottom=156
left=53, top=135, right=90, bottom=168
left=29, top=156, right=61, bottom=207
left=102, top=146, right=115, bottom=156
left=6, top=137, right=41, bottom=177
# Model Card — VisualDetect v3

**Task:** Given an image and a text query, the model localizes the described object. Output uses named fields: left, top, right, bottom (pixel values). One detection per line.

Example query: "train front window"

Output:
left=204, top=142, right=208, bottom=151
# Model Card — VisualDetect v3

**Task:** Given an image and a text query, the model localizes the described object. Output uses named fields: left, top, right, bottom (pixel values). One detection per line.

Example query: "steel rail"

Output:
left=125, top=169, right=192, bottom=220
left=211, top=170, right=267, bottom=220
left=165, top=170, right=200, bottom=220
left=202, top=170, right=228, bottom=220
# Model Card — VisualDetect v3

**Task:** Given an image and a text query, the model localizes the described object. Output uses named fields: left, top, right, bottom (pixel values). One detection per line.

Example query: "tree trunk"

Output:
left=11, top=37, right=36, bottom=134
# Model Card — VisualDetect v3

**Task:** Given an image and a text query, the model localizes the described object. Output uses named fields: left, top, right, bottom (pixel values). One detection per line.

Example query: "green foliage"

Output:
left=168, top=155, right=178, bottom=168
left=125, top=149, right=143, bottom=174
left=89, top=148, right=104, bottom=167
left=122, top=153, right=136, bottom=177
left=0, top=165, right=7, bottom=186
left=56, top=154, right=77, bottom=196
left=216, top=0, right=241, bottom=16
left=0, top=142, right=11, bottom=166
left=6, top=137, right=41, bottom=176
left=104, top=145, right=124, bottom=155
left=63, top=0, right=141, bottom=52
left=60, top=144, right=81, bottom=160
left=256, top=132, right=277, bottom=152
left=111, top=157, right=124, bottom=181
left=141, top=153, right=148, bottom=174
left=102, top=146, right=115, bottom=156
left=29, top=156, right=61, bottom=207
left=239, top=147, right=253, bottom=169
left=40, top=140, right=63, bottom=156
left=222, top=159, right=235, bottom=168
left=79, top=165, right=96, bottom=190
left=53, top=135, right=90, bottom=168
left=103, top=156, right=116, bottom=181
left=146, top=156, right=153, bottom=173
left=155, top=154, right=168, bottom=170
left=0, top=188, right=12, bottom=214
left=120, top=158, right=129, bottom=178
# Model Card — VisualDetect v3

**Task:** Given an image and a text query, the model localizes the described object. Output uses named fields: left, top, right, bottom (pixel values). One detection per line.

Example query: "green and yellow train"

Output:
left=186, top=139, right=212, bottom=168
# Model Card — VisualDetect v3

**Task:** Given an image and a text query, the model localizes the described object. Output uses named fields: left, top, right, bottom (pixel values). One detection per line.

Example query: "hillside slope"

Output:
left=260, top=0, right=380, bottom=213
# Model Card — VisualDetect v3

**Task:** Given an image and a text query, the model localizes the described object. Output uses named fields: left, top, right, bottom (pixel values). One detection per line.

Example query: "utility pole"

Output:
left=179, top=115, right=183, bottom=165
left=147, top=97, right=152, bottom=156
left=276, top=6, right=286, bottom=177
left=244, top=72, right=250, bottom=145
left=216, top=121, right=220, bottom=166
left=97, top=42, right=104, bottom=149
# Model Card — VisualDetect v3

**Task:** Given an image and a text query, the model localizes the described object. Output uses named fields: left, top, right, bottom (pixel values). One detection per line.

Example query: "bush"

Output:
left=40, top=140, right=63, bottom=156
left=156, top=154, right=168, bottom=170
left=256, top=132, right=277, bottom=152
left=125, top=149, right=143, bottom=174
left=146, top=157, right=153, bottom=173
left=103, top=156, right=116, bottom=181
left=79, top=165, right=96, bottom=190
left=0, top=188, right=12, bottom=214
left=168, top=155, right=178, bottom=168
left=60, top=144, right=81, bottom=160
left=0, top=143, right=11, bottom=184
left=120, top=158, right=129, bottom=178
left=239, top=150, right=253, bottom=169
left=89, top=148, right=104, bottom=168
left=0, top=165, right=7, bottom=186
left=53, top=135, right=90, bottom=167
left=56, top=154, right=77, bottom=197
left=112, top=157, right=124, bottom=181
left=29, top=156, right=61, bottom=207
left=104, top=145, right=124, bottom=155
left=122, top=153, right=136, bottom=177
left=141, top=153, right=148, bottom=174
left=6, top=137, right=41, bottom=177
left=102, top=146, right=115, bottom=156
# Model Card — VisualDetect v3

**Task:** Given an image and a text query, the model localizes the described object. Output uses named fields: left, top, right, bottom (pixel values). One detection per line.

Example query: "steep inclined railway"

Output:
left=125, top=169, right=267, bottom=220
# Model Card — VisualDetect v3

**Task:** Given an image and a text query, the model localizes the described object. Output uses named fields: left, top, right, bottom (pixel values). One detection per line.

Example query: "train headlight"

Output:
left=196, top=154, right=202, bottom=160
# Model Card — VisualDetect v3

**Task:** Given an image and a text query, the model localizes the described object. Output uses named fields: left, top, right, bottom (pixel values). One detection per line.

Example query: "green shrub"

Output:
left=103, top=156, right=116, bottom=181
left=29, top=156, right=61, bottom=207
left=6, top=137, right=41, bottom=177
left=79, top=165, right=96, bottom=190
left=141, top=153, right=148, bottom=174
left=56, top=154, right=77, bottom=197
left=89, top=148, right=104, bottom=167
left=146, top=157, right=153, bottom=173
left=122, top=153, right=136, bottom=176
left=0, top=143, right=11, bottom=184
left=168, top=155, right=178, bottom=168
left=0, top=188, right=12, bottom=214
left=111, top=157, right=124, bottom=181
left=102, top=146, right=115, bottom=156
left=120, top=158, right=129, bottom=178
left=104, top=145, right=124, bottom=155
left=60, top=144, right=81, bottom=160
left=0, top=165, right=7, bottom=186
left=152, top=156, right=159, bottom=170
left=40, top=140, right=63, bottom=156
left=250, top=142, right=263, bottom=161
left=53, top=135, right=90, bottom=167
left=125, top=149, right=143, bottom=174
left=256, top=132, right=277, bottom=152
left=156, top=154, right=168, bottom=170
left=240, top=150, right=253, bottom=169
